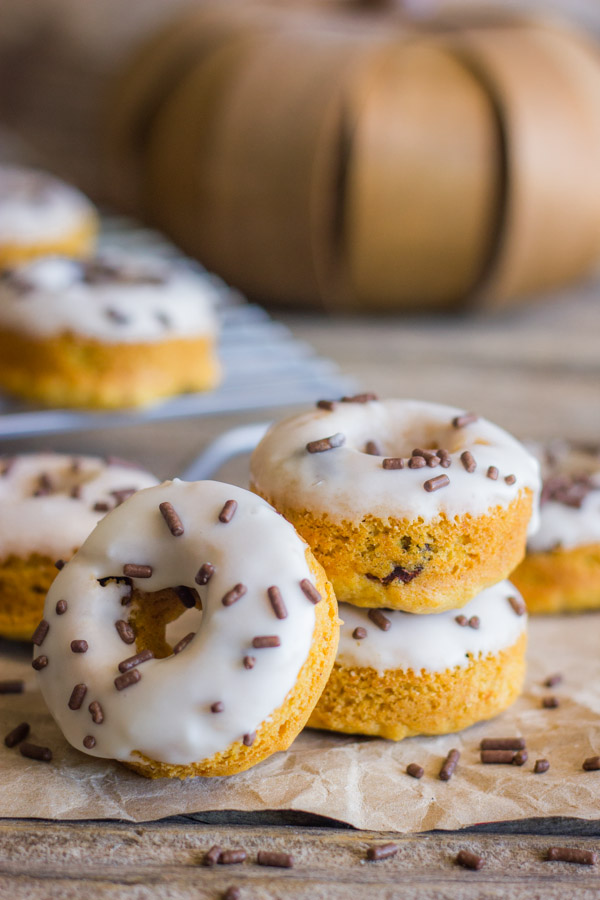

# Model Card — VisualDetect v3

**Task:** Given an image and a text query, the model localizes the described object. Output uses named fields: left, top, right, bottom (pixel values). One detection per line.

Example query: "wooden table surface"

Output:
left=1, top=277, right=600, bottom=897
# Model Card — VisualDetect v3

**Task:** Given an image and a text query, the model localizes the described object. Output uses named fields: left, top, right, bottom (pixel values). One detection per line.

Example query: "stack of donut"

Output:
left=251, top=396, right=541, bottom=741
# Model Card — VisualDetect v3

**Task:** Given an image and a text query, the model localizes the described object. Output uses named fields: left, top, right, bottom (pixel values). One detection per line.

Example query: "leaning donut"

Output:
left=250, top=396, right=540, bottom=613
left=34, top=480, right=338, bottom=778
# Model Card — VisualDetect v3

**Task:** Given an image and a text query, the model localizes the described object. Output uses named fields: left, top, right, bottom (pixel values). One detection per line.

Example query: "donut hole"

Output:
left=355, top=422, right=465, bottom=458
left=129, top=586, right=202, bottom=659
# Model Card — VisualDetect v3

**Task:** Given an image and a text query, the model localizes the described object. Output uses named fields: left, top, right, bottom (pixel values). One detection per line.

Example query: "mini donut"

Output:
left=250, top=396, right=540, bottom=613
left=512, top=441, right=600, bottom=614
left=0, top=453, right=158, bottom=641
left=309, top=580, right=527, bottom=741
left=0, top=166, right=97, bottom=268
left=0, top=254, right=220, bottom=408
left=34, top=480, right=338, bottom=778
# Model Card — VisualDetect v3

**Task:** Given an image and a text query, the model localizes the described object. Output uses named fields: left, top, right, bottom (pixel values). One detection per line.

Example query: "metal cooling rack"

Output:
left=0, top=217, right=354, bottom=438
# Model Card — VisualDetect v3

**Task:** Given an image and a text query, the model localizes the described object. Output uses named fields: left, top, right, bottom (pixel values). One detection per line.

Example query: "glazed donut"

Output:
left=250, top=396, right=540, bottom=613
left=0, top=453, right=158, bottom=641
left=0, top=166, right=97, bottom=268
left=512, top=442, right=600, bottom=614
left=309, top=580, right=527, bottom=741
left=34, top=480, right=338, bottom=778
left=0, top=254, right=220, bottom=408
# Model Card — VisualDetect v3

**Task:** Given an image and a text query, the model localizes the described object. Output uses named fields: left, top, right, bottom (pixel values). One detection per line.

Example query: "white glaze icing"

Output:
left=0, top=254, right=218, bottom=343
left=250, top=399, right=541, bottom=530
left=0, top=453, right=158, bottom=561
left=35, top=480, right=319, bottom=766
left=0, top=166, right=95, bottom=243
left=337, top=581, right=527, bottom=675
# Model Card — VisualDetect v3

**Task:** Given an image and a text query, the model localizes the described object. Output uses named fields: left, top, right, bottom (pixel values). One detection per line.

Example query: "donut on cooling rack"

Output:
left=0, top=165, right=97, bottom=268
left=0, top=453, right=158, bottom=641
left=309, top=580, right=527, bottom=740
left=0, top=253, right=220, bottom=408
left=512, top=441, right=600, bottom=614
left=250, top=396, right=541, bottom=613
left=33, top=480, right=338, bottom=778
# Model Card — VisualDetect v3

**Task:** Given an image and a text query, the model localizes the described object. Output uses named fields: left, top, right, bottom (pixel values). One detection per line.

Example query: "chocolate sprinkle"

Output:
left=456, top=850, right=484, bottom=870
left=115, top=619, right=136, bottom=644
left=383, top=457, right=405, bottom=469
left=83, top=736, right=96, bottom=750
left=204, top=846, right=222, bottom=866
left=365, top=440, right=383, bottom=456
left=222, top=583, right=247, bottom=607
left=68, top=683, right=88, bottom=710
left=306, top=432, right=345, bottom=453
left=455, top=615, right=468, bottom=627
left=243, top=656, right=256, bottom=670
left=110, top=488, right=136, bottom=506
left=406, top=763, right=424, bottom=779
left=5, top=722, right=30, bottom=748
left=93, top=501, right=110, bottom=513
left=487, top=466, right=499, bottom=480
left=19, top=742, right=52, bottom=762
left=219, top=850, right=247, bottom=865
left=353, top=627, right=367, bottom=640
left=159, top=501, right=184, bottom=536
left=481, top=750, right=516, bottom=764
left=341, top=393, right=378, bottom=403
left=55, top=559, right=65, bottom=570
left=460, top=451, right=476, bottom=473
left=452, top=412, right=478, bottom=428
left=513, top=749, right=528, bottom=766
left=0, top=680, right=24, bottom=694
left=534, top=759, right=550, bottom=774
left=583, top=756, right=600, bottom=771
left=70, top=640, right=88, bottom=653
left=542, top=696, right=559, bottom=709
left=508, top=595, right=527, bottom=616
left=211, top=701, right=224, bottom=713
left=316, top=399, right=336, bottom=411
left=544, top=673, right=563, bottom=688
left=173, top=632, right=195, bottom=655
left=480, top=738, right=526, bottom=751
left=366, top=843, right=398, bottom=861
left=32, top=655, right=48, bottom=671
left=468, top=616, right=480, bottom=630
left=437, top=449, right=452, bottom=468
left=118, top=649, right=153, bottom=673
left=300, top=579, right=321, bottom=604
left=114, top=669, right=141, bottom=691
left=546, top=847, right=596, bottom=865
left=252, top=635, right=281, bottom=649
left=439, top=749, right=460, bottom=781
left=424, top=474, right=450, bottom=492
left=267, top=586, right=288, bottom=620
left=195, top=563, right=215, bottom=585
left=89, top=701, right=104, bottom=724
left=123, top=563, right=152, bottom=578
left=368, top=609, right=391, bottom=632
left=408, top=456, right=426, bottom=469
left=31, top=619, right=49, bottom=646
left=218, top=500, right=238, bottom=523
left=243, top=732, right=256, bottom=746
left=223, top=887, right=240, bottom=900
left=257, top=851, right=294, bottom=868
left=505, top=474, right=517, bottom=485
left=56, top=600, right=68, bottom=615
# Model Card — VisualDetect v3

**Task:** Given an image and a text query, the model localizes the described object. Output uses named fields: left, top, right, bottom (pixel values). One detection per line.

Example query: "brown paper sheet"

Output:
left=0, top=615, right=598, bottom=831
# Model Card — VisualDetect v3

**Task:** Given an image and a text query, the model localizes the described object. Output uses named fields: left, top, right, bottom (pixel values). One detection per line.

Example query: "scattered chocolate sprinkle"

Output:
left=218, top=499, right=238, bottom=523
left=487, top=466, right=499, bottom=480
left=114, top=669, right=141, bottom=691
left=0, top=680, right=24, bottom=695
left=56, top=600, right=67, bottom=615
left=544, top=673, right=563, bottom=688
left=426, top=455, right=441, bottom=468
left=68, top=683, right=87, bottom=710
left=368, top=609, right=391, bottom=632
left=300, top=579, right=321, bottom=604
left=93, top=501, right=110, bottom=512
left=243, top=732, right=256, bottom=746
left=19, top=742, right=52, bottom=762
left=480, top=738, right=526, bottom=751
left=316, top=399, right=336, bottom=411
left=424, top=474, right=450, bottom=492
left=31, top=619, right=49, bottom=646
left=173, top=632, right=195, bottom=655
left=174, top=585, right=199, bottom=609
left=204, top=845, right=222, bottom=866
left=70, top=640, right=88, bottom=653
left=437, top=449, right=452, bottom=468
left=456, top=850, right=484, bottom=870
left=353, top=626, right=367, bottom=640
left=513, top=749, right=528, bottom=766
left=257, top=851, right=294, bottom=868
left=452, top=412, right=478, bottom=428
left=267, top=586, right=288, bottom=620
left=115, top=619, right=135, bottom=644
left=223, top=887, right=240, bottom=900
left=219, top=850, right=247, bottom=865
left=5, top=722, right=29, bottom=748
left=110, top=488, right=136, bottom=506
left=508, top=595, right=526, bottom=616
left=222, top=583, right=247, bottom=607
left=546, top=847, right=596, bottom=865
left=341, top=393, right=378, bottom=403
left=534, top=759, right=550, bottom=774
left=408, top=456, right=426, bottom=469
left=455, top=615, right=468, bottom=627
left=32, top=655, right=48, bottom=671
left=159, top=501, right=184, bottom=536
left=505, top=474, right=516, bottom=485
left=460, top=451, right=477, bottom=473
left=243, top=656, right=255, bottom=670
left=541, top=473, right=594, bottom=509
left=406, top=763, right=424, bottom=779
left=365, top=440, right=383, bottom=456
left=195, top=563, right=215, bottom=585
left=118, top=649, right=153, bottom=673
left=123, top=563, right=152, bottom=579
left=366, top=843, right=398, bottom=861
left=542, top=696, right=559, bottom=709
left=306, top=433, right=345, bottom=453
left=89, top=701, right=104, bottom=724
left=383, top=457, right=405, bottom=469
left=83, top=736, right=96, bottom=750
left=468, top=616, right=480, bottom=630
left=481, top=750, right=516, bottom=764
left=252, top=636, right=280, bottom=648
left=211, top=701, right=224, bottom=713
left=583, top=757, right=600, bottom=771
left=55, top=559, right=65, bottom=571
left=439, top=749, right=460, bottom=780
